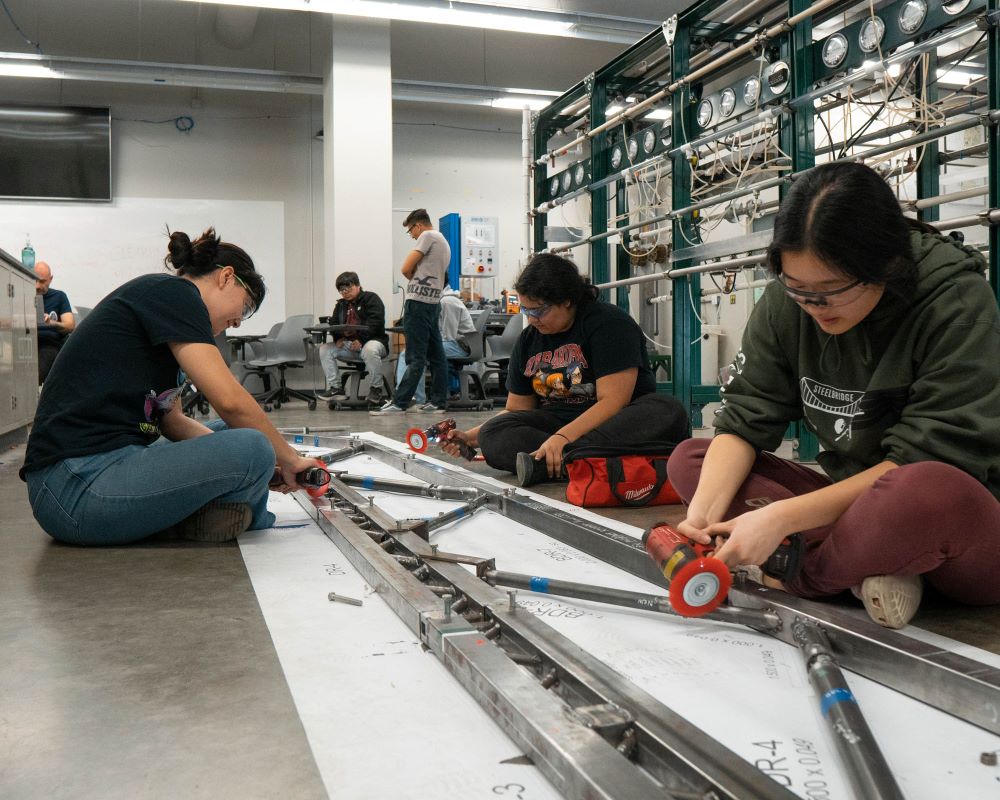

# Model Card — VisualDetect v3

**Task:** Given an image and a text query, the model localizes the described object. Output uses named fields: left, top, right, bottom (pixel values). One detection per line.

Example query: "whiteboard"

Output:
left=0, top=197, right=286, bottom=335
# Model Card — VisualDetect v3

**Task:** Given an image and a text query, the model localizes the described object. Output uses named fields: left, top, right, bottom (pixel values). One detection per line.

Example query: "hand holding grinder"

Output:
left=406, top=418, right=477, bottom=461
left=642, top=522, right=804, bottom=616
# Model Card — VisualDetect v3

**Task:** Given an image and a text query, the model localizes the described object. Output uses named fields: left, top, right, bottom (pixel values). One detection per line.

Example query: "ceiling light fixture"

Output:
left=174, top=0, right=617, bottom=39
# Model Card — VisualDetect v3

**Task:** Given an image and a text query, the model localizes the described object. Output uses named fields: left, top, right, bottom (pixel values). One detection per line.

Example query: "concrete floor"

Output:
left=2, top=402, right=999, bottom=798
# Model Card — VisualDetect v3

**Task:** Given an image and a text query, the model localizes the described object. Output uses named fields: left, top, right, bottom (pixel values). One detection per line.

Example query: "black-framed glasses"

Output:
left=521, top=302, right=552, bottom=319
left=337, top=284, right=356, bottom=295
left=776, top=274, right=864, bottom=307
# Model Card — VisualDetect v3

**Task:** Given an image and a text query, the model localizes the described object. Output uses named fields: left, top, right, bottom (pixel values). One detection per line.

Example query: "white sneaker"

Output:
left=414, top=402, right=447, bottom=413
left=852, top=574, right=922, bottom=629
left=369, top=401, right=406, bottom=416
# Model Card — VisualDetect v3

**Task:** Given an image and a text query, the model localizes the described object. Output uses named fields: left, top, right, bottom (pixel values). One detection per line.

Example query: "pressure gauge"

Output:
left=561, top=171, right=573, bottom=192
left=696, top=99, right=714, bottom=128
left=659, top=121, right=672, bottom=149
left=767, top=61, right=790, bottom=95
left=743, top=76, right=761, bottom=107
left=642, top=127, right=657, bottom=154
left=549, top=176, right=560, bottom=197
left=898, top=0, right=927, bottom=33
left=610, top=142, right=624, bottom=170
left=573, top=162, right=586, bottom=187
left=719, top=88, right=737, bottom=118
left=821, top=33, right=849, bottom=69
left=858, top=16, right=885, bottom=54
left=942, top=0, right=971, bottom=14
left=627, top=137, right=639, bottom=161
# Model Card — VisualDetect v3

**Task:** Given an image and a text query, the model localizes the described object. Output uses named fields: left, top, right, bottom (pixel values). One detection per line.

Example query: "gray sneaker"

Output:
left=370, top=401, right=406, bottom=416
left=414, top=402, right=447, bottom=413
left=160, top=500, right=253, bottom=543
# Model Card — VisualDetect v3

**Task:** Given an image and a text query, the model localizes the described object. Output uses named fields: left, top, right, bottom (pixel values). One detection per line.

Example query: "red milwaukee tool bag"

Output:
left=562, top=443, right=682, bottom=508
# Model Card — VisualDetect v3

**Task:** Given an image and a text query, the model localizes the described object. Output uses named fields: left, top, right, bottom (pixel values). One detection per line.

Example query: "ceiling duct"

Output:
left=214, top=7, right=260, bottom=49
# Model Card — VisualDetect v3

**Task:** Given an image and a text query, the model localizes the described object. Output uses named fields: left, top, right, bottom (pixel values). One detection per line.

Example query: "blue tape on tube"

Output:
left=820, top=688, right=857, bottom=717
left=529, top=576, right=550, bottom=593
left=294, top=435, right=304, bottom=444
left=362, top=476, right=374, bottom=489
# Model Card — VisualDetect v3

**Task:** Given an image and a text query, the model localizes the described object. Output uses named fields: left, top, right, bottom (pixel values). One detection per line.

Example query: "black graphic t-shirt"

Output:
left=507, top=301, right=655, bottom=420
left=21, top=275, right=215, bottom=478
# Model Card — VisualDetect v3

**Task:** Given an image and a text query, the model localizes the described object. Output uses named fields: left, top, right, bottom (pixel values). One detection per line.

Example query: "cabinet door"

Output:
left=14, top=273, right=38, bottom=422
left=0, top=266, right=15, bottom=434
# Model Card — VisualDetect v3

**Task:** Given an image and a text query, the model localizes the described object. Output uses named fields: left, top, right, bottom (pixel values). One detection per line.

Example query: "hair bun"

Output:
left=166, top=230, right=194, bottom=272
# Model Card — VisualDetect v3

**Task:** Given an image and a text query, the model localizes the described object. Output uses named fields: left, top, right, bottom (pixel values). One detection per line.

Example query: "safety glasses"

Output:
left=231, top=272, right=258, bottom=320
left=776, top=274, right=864, bottom=307
left=521, top=302, right=552, bottom=319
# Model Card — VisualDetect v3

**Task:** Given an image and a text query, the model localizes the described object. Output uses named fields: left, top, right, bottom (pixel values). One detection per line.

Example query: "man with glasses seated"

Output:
left=317, top=271, right=389, bottom=404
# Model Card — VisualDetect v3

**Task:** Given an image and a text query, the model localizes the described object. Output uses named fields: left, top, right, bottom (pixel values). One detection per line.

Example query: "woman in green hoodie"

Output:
left=668, top=162, right=1000, bottom=628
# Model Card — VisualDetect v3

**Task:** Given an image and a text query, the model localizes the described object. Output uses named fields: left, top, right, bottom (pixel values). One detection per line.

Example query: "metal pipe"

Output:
left=836, top=112, right=998, bottom=165
left=422, top=500, right=481, bottom=534
left=793, top=621, right=906, bottom=800
left=536, top=0, right=846, bottom=164
left=940, top=142, right=989, bottom=164
left=936, top=209, right=1000, bottom=230
left=667, top=106, right=786, bottom=158
left=909, top=185, right=990, bottom=210
left=339, top=473, right=480, bottom=501
left=485, top=570, right=780, bottom=629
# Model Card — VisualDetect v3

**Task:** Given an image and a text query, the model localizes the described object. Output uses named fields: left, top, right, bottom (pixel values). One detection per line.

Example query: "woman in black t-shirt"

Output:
left=442, top=254, right=687, bottom=486
left=20, top=228, right=317, bottom=545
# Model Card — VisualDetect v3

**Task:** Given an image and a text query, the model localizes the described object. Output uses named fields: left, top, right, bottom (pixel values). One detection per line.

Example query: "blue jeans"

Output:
left=24, top=422, right=276, bottom=545
left=395, top=339, right=466, bottom=403
left=393, top=300, right=449, bottom=408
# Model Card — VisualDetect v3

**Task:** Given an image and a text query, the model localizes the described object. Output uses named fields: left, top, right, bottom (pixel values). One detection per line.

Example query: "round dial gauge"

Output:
left=659, top=122, right=672, bottom=148
left=610, top=143, right=623, bottom=170
left=627, top=137, right=639, bottom=161
left=561, top=171, right=573, bottom=192
left=719, top=88, right=737, bottom=118
left=573, top=163, right=586, bottom=187
left=696, top=99, right=713, bottom=128
left=743, top=76, right=761, bottom=107
left=822, top=33, right=849, bottom=69
left=942, top=0, right=971, bottom=15
left=858, top=16, right=885, bottom=54
left=549, top=176, right=560, bottom=197
left=898, top=0, right=927, bottom=33
left=642, top=128, right=656, bottom=153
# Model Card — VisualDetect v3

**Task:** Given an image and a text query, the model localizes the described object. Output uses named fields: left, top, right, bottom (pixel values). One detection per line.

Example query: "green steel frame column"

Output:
left=782, top=0, right=820, bottom=461
left=589, top=75, right=611, bottom=298
left=670, top=15, right=702, bottom=430
left=990, top=0, right=1000, bottom=302
left=615, top=179, right=631, bottom=309
left=916, top=53, right=941, bottom=223
left=532, top=119, right=548, bottom=254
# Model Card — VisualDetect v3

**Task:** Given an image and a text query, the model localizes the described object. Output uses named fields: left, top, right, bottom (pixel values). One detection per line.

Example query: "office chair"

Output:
left=247, top=314, right=317, bottom=411
left=446, top=309, right=492, bottom=410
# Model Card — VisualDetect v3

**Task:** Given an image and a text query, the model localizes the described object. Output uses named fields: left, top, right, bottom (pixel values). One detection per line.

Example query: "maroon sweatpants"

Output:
left=667, top=438, right=1000, bottom=603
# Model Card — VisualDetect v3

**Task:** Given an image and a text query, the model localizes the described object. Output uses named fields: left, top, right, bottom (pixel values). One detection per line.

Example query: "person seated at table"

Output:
left=442, top=253, right=688, bottom=486
left=20, top=227, right=317, bottom=545
left=395, top=286, right=473, bottom=402
left=317, top=271, right=389, bottom=403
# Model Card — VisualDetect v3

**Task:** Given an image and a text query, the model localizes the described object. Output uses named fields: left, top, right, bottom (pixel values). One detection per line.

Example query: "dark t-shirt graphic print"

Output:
left=524, top=343, right=596, bottom=405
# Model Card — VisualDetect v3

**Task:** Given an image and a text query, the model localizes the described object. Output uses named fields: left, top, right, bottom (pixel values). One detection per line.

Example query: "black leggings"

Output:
left=477, top=393, right=689, bottom=473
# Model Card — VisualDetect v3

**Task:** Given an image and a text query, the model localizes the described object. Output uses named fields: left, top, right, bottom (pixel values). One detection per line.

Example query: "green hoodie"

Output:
left=714, top=230, right=1000, bottom=500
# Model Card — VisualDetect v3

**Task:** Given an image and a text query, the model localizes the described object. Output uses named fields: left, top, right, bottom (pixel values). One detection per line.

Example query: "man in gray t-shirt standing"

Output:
left=372, top=208, right=453, bottom=414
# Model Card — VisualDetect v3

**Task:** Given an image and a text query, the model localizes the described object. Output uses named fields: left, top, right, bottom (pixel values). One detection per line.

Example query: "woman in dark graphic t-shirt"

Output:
left=441, top=254, right=688, bottom=486
left=20, top=228, right=316, bottom=545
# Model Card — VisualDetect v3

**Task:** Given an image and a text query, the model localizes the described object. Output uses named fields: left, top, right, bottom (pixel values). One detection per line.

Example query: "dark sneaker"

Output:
left=165, top=500, right=253, bottom=543
left=515, top=452, right=550, bottom=487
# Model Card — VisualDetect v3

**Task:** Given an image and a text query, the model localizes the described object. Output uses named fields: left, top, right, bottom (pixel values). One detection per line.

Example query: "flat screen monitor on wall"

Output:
left=0, top=105, right=111, bottom=202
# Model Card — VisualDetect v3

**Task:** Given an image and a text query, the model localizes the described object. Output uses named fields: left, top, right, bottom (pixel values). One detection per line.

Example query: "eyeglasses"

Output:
left=232, top=273, right=258, bottom=319
left=521, top=303, right=552, bottom=319
left=337, top=284, right=356, bottom=295
left=405, top=225, right=417, bottom=235
left=776, top=274, right=864, bottom=307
